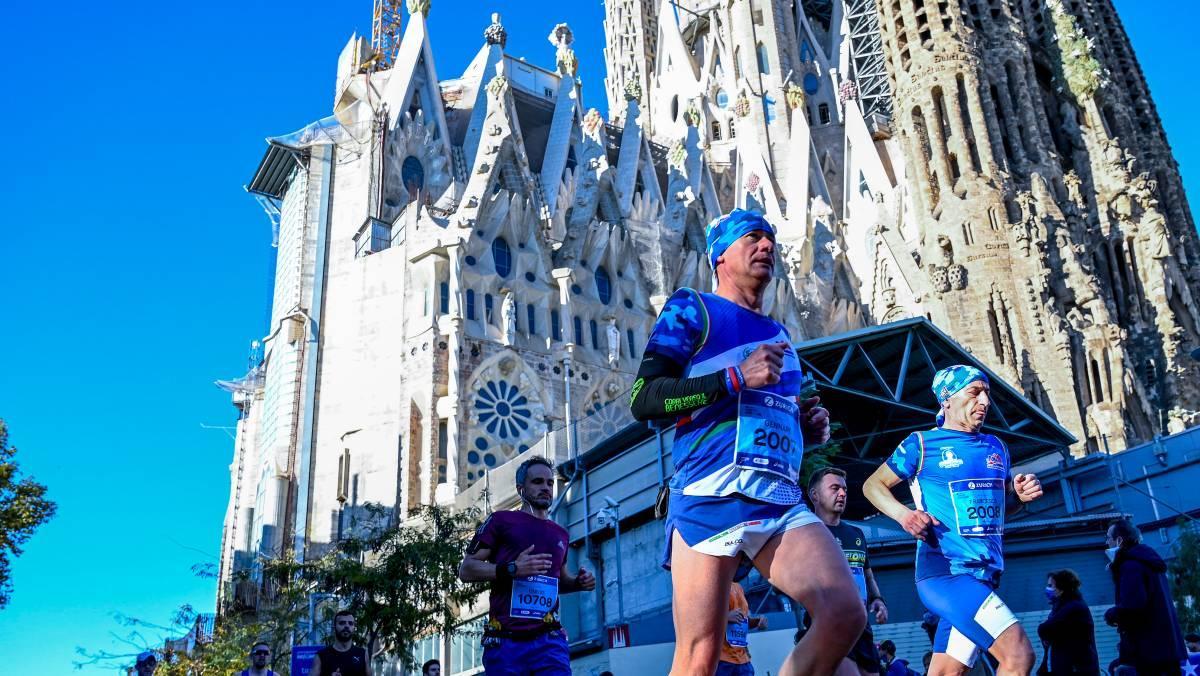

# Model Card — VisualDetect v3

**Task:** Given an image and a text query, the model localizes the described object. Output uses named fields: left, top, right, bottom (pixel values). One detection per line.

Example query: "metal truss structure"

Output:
left=843, top=0, right=894, bottom=120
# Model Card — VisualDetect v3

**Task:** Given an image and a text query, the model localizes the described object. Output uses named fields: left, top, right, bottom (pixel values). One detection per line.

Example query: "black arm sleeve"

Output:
left=629, top=351, right=728, bottom=421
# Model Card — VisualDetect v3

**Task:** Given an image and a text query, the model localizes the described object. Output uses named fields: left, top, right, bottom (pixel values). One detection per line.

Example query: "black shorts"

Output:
left=847, top=626, right=881, bottom=672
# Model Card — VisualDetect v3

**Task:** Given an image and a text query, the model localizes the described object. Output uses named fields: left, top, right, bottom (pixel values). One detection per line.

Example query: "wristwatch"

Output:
left=505, top=561, right=519, bottom=578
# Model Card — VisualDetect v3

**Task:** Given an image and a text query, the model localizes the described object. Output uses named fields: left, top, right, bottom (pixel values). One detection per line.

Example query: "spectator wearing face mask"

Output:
left=1104, top=518, right=1186, bottom=676
left=1036, top=569, right=1099, bottom=675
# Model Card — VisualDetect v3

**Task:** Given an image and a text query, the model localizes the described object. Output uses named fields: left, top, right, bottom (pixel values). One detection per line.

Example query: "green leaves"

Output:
left=1170, top=519, right=1200, bottom=635
left=0, top=419, right=56, bottom=610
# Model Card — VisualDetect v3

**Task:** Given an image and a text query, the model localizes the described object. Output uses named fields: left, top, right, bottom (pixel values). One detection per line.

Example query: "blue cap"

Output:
left=932, top=365, right=988, bottom=426
left=704, top=209, right=775, bottom=271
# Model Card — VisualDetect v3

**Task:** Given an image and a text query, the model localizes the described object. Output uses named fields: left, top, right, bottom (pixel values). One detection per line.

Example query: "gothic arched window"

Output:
left=401, top=155, right=424, bottom=201
left=595, top=267, right=612, bottom=305
left=492, top=237, right=512, bottom=278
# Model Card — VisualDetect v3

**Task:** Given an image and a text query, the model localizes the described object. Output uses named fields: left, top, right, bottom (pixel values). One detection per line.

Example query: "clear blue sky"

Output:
left=0, top=0, right=1194, bottom=672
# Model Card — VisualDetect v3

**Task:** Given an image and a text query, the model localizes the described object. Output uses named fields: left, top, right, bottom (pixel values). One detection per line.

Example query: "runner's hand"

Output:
left=754, top=615, right=768, bottom=631
left=727, top=609, right=747, bottom=623
left=1014, top=473, right=1043, bottom=503
left=513, top=545, right=553, bottom=576
left=800, top=396, right=831, bottom=445
left=739, top=342, right=787, bottom=388
left=901, top=509, right=940, bottom=542
left=869, top=598, right=888, bottom=624
left=575, top=567, right=596, bottom=591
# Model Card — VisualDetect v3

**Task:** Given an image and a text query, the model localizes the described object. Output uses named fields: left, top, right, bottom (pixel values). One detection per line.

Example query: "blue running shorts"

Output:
left=481, top=629, right=571, bottom=675
left=662, top=493, right=820, bottom=568
left=917, top=574, right=1019, bottom=667
left=716, top=661, right=755, bottom=676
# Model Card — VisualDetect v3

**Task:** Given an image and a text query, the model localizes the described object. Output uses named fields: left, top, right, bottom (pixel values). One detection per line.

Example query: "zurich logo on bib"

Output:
left=734, top=389, right=803, bottom=481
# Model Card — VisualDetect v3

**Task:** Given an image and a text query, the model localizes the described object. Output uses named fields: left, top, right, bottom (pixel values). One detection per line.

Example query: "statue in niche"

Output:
left=1130, top=172, right=1159, bottom=211
left=606, top=319, right=620, bottom=366
left=1139, top=204, right=1172, bottom=259
left=1101, top=138, right=1126, bottom=173
left=1108, top=191, right=1135, bottom=228
left=1047, top=307, right=1071, bottom=351
left=502, top=291, right=517, bottom=346
left=1012, top=190, right=1036, bottom=255
left=1066, top=305, right=1091, bottom=331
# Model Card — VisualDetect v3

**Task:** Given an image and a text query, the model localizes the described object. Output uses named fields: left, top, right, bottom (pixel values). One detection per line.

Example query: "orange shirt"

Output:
left=720, top=582, right=752, bottom=664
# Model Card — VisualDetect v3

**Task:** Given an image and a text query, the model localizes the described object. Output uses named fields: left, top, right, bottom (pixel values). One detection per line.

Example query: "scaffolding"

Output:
left=843, top=0, right=893, bottom=120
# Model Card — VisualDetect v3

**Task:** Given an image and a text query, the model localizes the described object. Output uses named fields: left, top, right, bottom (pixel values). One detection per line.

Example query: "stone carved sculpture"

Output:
left=1139, top=205, right=1172, bottom=259
left=483, top=13, right=507, bottom=47
left=1012, top=190, right=1036, bottom=256
left=549, top=23, right=577, bottom=76
left=606, top=319, right=620, bottom=366
left=502, top=291, right=517, bottom=346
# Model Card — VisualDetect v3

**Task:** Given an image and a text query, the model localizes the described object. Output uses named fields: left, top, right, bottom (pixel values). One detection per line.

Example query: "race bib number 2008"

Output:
left=948, top=478, right=1004, bottom=537
left=734, top=389, right=803, bottom=481
left=510, top=575, right=559, bottom=619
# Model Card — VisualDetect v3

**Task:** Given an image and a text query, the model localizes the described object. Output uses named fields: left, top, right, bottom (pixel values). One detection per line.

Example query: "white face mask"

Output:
left=1105, top=546, right=1120, bottom=561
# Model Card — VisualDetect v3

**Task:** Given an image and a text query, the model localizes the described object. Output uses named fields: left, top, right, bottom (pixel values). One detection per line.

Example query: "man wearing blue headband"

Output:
left=864, top=365, right=1044, bottom=674
left=631, top=209, right=864, bottom=675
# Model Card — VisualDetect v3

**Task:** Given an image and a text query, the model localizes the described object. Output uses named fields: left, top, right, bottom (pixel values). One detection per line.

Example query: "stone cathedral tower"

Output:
left=875, top=0, right=1200, bottom=452
left=604, top=0, right=1200, bottom=454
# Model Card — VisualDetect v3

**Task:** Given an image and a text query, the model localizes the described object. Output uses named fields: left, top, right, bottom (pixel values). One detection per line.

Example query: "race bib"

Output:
left=734, top=389, right=803, bottom=481
left=509, top=574, right=559, bottom=619
left=948, top=478, right=1005, bottom=537
left=726, top=618, right=749, bottom=647
left=844, top=549, right=868, bottom=602
left=851, top=567, right=868, bottom=602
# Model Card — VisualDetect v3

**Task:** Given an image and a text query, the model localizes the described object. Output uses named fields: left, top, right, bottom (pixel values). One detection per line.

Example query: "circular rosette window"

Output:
left=475, top=379, right=533, bottom=440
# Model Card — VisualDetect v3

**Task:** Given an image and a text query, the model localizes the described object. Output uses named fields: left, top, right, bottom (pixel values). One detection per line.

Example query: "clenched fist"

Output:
left=739, top=342, right=787, bottom=389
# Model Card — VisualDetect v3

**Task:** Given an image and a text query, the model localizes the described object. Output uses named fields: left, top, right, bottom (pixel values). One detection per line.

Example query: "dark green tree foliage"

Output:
left=298, top=503, right=484, bottom=667
left=799, top=381, right=844, bottom=488
left=1170, top=519, right=1200, bottom=634
left=0, top=419, right=56, bottom=609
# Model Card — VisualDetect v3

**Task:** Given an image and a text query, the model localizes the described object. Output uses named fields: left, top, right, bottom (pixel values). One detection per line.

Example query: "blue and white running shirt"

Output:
left=885, top=427, right=1011, bottom=582
left=645, top=288, right=805, bottom=505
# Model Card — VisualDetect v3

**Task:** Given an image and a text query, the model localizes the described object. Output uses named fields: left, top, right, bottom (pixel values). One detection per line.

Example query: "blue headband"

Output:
left=704, top=209, right=775, bottom=270
left=932, top=365, right=989, bottom=426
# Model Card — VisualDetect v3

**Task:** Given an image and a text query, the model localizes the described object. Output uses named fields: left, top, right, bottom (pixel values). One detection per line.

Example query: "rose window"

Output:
left=475, top=380, right=532, bottom=441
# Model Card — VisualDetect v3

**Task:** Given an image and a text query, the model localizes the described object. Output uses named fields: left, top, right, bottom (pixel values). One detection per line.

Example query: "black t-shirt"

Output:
left=827, top=521, right=870, bottom=603
left=317, top=646, right=368, bottom=676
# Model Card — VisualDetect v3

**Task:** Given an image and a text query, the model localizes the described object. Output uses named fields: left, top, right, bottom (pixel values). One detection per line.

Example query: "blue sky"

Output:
left=0, top=0, right=1194, bottom=672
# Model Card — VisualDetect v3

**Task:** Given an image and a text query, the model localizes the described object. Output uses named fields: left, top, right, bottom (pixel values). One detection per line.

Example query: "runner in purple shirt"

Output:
left=458, top=456, right=596, bottom=675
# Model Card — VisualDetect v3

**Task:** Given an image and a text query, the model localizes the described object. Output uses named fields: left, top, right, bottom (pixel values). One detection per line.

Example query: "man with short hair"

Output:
left=808, top=467, right=887, bottom=676
left=421, top=658, right=441, bottom=676
left=878, top=641, right=912, bottom=676
left=311, top=610, right=371, bottom=676
left=1104, top=518, right=1187, bottom=675
left=241, top=641, right=276, bottom=676
left=134, top=651, right=157, bottom=676
left=458, top=456, right=596, bottom=675
left=630, top=209, right=862, bottom=676
left=864, top=365, right=1044, bottom=675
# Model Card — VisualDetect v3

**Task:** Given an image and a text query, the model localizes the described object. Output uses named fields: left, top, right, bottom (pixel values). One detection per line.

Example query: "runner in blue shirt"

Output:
left=864, top=365, right=1044, bottom=674
left=631, top=209, right=865, bottom=676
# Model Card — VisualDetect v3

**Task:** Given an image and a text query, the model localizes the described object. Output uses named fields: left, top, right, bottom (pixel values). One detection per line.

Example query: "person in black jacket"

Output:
left=1036, top=569, right=1099, bottom=674
left=1104, top=518, right=1187, bottom=675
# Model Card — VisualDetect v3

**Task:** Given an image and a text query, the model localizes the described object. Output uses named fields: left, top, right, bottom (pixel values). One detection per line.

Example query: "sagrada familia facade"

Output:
left=218, top=0, right=1200, bottom=598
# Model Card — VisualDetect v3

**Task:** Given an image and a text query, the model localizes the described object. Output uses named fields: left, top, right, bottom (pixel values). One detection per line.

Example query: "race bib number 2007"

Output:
left=510, top=574, right=559, bottom=619
left=734, top=389, right=803, bottom=481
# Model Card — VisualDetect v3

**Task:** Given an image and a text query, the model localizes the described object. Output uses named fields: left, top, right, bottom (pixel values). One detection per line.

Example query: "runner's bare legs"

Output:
left=668, top=530, right=742, bottom=676
left=754, top=523, right=866, bottom=675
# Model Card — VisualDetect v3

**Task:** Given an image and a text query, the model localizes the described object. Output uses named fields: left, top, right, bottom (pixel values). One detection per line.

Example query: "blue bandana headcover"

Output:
left=704, top=209, right=776, bottom=271
left=932, top=365, right=989, bottom=426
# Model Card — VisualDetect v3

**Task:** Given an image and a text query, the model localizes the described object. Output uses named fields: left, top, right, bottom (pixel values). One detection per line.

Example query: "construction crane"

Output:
left=372, top=0, right=404, bottom=69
